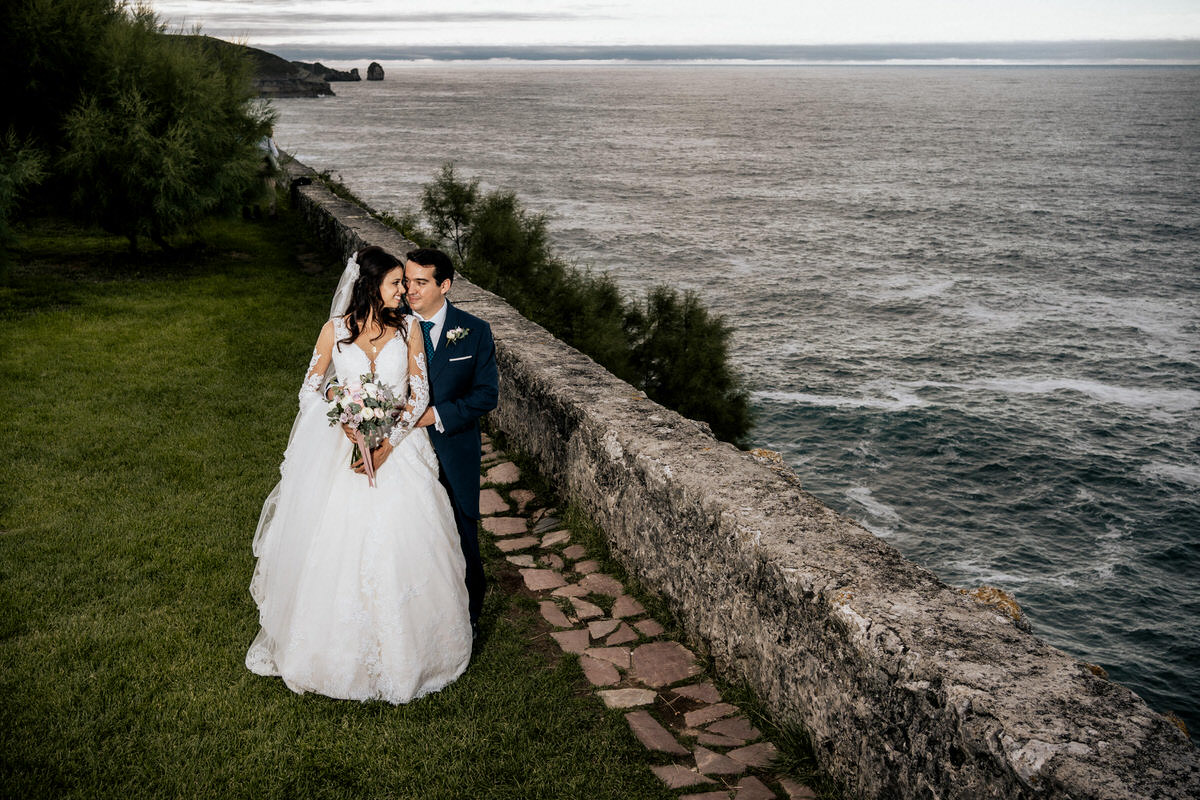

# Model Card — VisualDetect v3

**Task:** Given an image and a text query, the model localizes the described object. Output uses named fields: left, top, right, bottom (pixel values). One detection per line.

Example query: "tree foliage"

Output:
left=1, top=0, right=273, bottom=252
left=421, top=163, right=479, bottom=263
left=416, top=163, right=752, bottom=445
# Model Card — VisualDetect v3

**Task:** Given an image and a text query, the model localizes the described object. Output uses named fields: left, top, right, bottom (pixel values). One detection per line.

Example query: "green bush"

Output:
left=0, top=133, right=46, bottom=259
left=60, top=10, right=273, bottom=250
left=416, top=163, right=752, bottom=445
left=0, top=0, right=121, bottom=152
left=1, top=1, right=273, bottom=252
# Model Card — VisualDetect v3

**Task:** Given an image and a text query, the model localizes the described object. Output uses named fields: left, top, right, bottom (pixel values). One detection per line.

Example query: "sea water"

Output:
left=271, top=65, right=1200, bottom=731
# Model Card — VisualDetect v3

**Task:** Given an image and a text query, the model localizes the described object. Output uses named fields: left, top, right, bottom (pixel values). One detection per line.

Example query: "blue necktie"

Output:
left=420, top=320, right=435, bottom=360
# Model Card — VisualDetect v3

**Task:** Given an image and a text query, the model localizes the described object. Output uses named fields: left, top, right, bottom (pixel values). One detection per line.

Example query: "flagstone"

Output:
left=597, top=688, right=657, bottom=709
left=681, top=793, right=733, bottom=800
left=650, top=765, right=716, bottom=789
left=551, top=583, right=589, bottom=598
left=574, top=559, right=601, bottom=575
left=778, top=778, right=817, bottom=799
left=634, top=618, right=666, bottom=637
left=484, top=461, right=520, bottom=485
left=561, top=544, right=587, bottom=560
left=538, top=600, right=572, bottom=628
left=735, top=776, right=777, bottom=800
left=504, top=554, right=536, bottom=568
left=509, top=488, right=536, bottom=513
left=533, top=515, right=562, bottom=533
left=684, top=703, right=740, bottom=728
left=728, top=742, right=778, bottom=768
left=624, top=710, right=690, bottom=756
left=549, top=629, right=590, bottom=654
left=632, top=641, right=700, bottom=687
left=588, top=619, right=620, bottom=639
left=695, top=745, right=747, bottom=776
left=541, top=530, right=571, bottom=548
left=519, top=568, right=567, bottom=591
left=580, top=654, right=620, bottom=686
left=697, top=732, right=747, bottom=748
left=606, top=622, right=639, bottom=645
left=674, top=681, right=722, bottom=704
left=707, top=716, right=761, bottom=742
left=612, top=595, right=646, bottom=618
left=570, top=596, right=604, bottom=620
left=482, top=516, right=527, bottom=536
left=584, top=647, right=631, bottom=670
left=478, top=488, right=509, bottom=516
left=496, top=536, right=538, bottom=553
left=579, top=573, right=624, bottom=596
left=541, top=553, right=565, bottom=571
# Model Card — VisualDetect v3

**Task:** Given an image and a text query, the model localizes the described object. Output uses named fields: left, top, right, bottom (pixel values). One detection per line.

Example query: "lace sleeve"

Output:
left=388, top=318, right=431, bottom=447
left=298, top=321, right=335, bottom=413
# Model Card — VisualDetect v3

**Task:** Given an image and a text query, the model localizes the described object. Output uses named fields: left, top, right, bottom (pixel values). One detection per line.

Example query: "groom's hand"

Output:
left=353, top=440, right=394, bottom=474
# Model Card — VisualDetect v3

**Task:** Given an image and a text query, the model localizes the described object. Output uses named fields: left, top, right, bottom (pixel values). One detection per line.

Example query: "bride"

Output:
left=245, top=245, right=472, bottom=703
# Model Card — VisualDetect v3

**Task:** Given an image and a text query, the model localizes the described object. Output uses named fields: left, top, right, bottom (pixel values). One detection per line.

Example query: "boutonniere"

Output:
left=446, top=326, right=470, bottom=345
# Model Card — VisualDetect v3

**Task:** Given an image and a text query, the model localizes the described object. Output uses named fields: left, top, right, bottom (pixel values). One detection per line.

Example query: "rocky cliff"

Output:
left=179, top=36, right=333, bottom=98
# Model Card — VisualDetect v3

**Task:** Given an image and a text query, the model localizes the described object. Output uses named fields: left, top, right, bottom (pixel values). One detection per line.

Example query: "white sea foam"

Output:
left=968, top=377, right=1200, bottom=413
left=894, top=377, right=1200, bottom=414
left=877, top=277, right=958, bottom=301
left=1141, top=460, right=1200, bottom=488
left=844, top=486, right=902, bottom=538
left=752, top=388, right=927, bottom=411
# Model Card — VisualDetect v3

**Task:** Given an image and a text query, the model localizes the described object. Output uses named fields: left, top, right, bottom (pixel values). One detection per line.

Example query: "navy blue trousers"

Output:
left=440, top=470, right=484, bottom=626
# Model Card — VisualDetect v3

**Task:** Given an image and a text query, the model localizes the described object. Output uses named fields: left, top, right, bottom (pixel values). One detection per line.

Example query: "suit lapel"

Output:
left=428, top=301, right=456, bottom=384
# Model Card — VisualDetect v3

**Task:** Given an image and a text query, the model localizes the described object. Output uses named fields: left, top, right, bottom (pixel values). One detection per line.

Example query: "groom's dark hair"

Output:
left=406, top=248, right=454, bottom=286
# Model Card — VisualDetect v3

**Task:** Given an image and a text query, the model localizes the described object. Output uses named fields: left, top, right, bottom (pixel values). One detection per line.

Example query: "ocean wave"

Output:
left=752, top=388, right=927, bottom=411
left=966, top=377, right=1200, bottom=412
left=1141, top=460, right=1200, bottom=488
left=843, top=486, right=902, bottom=538
left=893, top=377, right=1200, bottom=413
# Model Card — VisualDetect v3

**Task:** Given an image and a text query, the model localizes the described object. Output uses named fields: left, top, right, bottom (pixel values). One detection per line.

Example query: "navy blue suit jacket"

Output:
left=426, top=301, right=498, bottom=520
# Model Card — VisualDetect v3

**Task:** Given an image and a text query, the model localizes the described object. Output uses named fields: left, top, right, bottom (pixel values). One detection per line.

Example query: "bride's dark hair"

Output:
left=337, top=245, right=406, bottom=351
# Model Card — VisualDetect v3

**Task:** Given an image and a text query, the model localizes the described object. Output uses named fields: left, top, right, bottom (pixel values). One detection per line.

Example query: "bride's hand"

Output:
left=341, top=423, right=356, bottom=443
left=352, top=440, right=394, bottom=475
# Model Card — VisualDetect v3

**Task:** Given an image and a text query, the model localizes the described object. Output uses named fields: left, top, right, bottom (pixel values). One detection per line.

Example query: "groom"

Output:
left=383, top=247, right=497, bottom=637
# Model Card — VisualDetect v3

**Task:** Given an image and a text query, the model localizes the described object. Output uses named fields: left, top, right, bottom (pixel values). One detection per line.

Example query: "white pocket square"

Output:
left=448, top=355, right=473, bottom=362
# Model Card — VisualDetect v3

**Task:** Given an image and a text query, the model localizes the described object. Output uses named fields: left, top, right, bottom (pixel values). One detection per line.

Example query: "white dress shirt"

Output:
left=412, top=301, right=449, bottom=431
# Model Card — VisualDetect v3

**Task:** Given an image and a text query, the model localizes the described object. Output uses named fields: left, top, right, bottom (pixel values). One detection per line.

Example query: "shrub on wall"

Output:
left=417, top=163, right=752, bottom=446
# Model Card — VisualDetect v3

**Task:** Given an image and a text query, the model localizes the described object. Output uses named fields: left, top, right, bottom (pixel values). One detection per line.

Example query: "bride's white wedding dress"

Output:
left=245, top=315, right=471, bottom=704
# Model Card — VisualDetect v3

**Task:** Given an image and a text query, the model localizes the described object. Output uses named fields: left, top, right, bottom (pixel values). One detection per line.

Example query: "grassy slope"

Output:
left=0, top=210, right=672, bottom=799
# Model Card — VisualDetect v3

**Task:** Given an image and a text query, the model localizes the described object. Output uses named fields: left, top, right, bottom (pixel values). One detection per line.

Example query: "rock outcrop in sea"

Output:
left=291, top=61, right=361, bottom=82
left=367, top=62, right=385, bottom=81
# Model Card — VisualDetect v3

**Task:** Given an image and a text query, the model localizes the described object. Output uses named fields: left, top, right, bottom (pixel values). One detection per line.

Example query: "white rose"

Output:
left=363, top=382, right=377, bottom=395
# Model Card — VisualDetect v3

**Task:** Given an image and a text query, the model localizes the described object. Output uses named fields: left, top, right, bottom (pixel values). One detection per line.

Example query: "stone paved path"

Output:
left=479, top=434, right=820, bottom=800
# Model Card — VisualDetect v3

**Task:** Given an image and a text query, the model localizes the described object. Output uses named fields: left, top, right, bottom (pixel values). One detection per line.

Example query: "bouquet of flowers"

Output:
left=326, top=372, right=400, bottom=487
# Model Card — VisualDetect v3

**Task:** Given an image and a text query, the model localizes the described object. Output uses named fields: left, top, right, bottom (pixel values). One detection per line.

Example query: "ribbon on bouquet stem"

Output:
left=354, top=430, right=377, bottom=488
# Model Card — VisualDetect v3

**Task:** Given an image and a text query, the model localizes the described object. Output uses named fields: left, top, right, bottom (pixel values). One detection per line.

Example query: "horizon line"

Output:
left=260, top=40, right=1200, bottom=64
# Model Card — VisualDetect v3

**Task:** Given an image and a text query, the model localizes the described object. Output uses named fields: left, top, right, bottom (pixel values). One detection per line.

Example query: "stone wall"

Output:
left=285, top=160, right=1199, bottom=799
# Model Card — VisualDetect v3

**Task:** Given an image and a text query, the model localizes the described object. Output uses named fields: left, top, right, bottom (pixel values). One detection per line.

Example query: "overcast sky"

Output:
left=152, top=0, right=1200, bottom=50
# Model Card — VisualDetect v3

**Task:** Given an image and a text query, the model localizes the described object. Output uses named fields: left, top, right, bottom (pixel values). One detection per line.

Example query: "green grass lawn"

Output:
left=0, top=209, right=675, bottom=799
